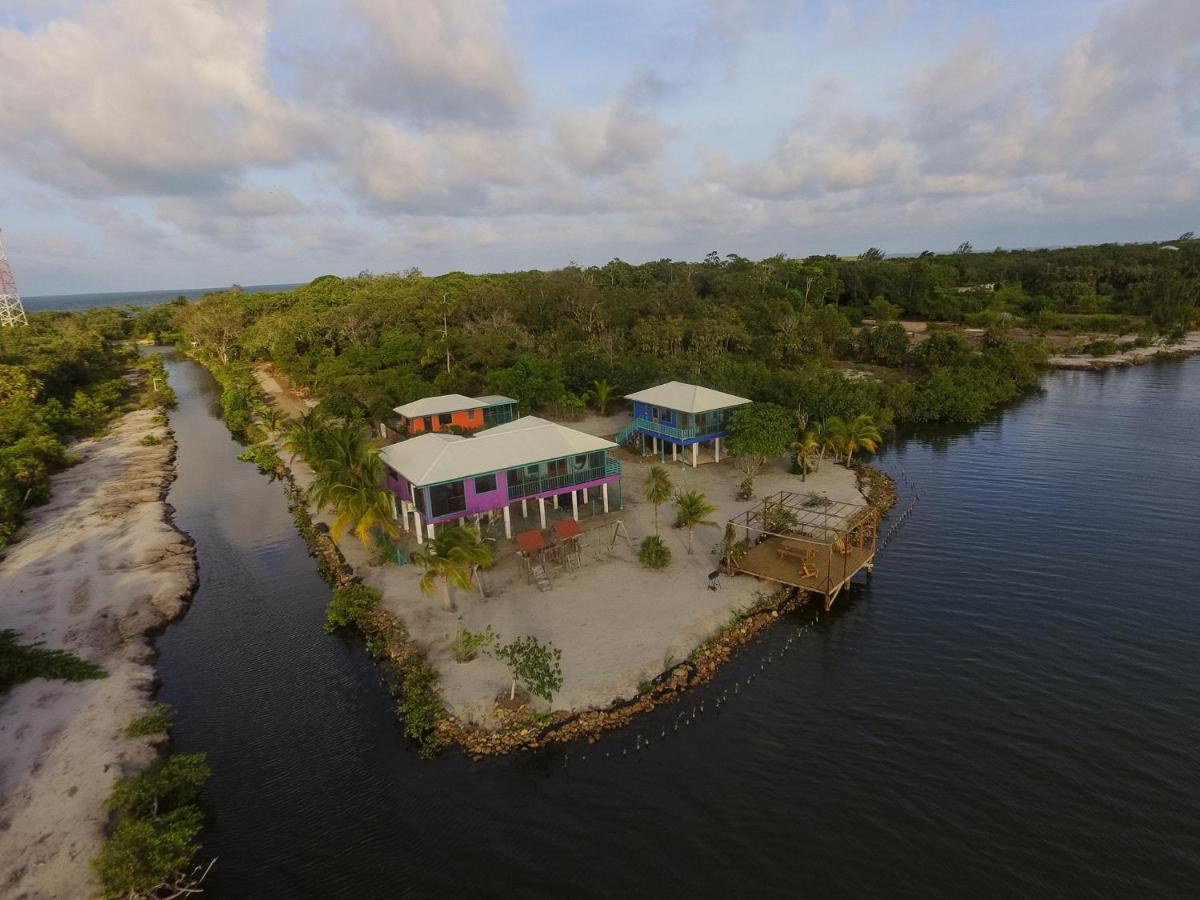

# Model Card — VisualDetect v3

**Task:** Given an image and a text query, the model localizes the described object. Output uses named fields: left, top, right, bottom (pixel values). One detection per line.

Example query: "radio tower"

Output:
left=0, top=229, right=29, bottom=327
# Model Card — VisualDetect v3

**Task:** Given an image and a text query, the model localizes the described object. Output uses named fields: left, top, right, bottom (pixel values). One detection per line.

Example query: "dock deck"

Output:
left=734, top=536, right=874, bottom=608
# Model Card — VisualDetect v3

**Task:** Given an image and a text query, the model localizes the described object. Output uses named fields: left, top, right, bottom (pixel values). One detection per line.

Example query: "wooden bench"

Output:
left=776, top=540, right=814, bottom=563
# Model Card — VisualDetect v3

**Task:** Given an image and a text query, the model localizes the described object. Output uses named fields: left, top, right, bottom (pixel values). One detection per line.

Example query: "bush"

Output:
left=451, top=622, right=497, bottom=662
left=324, top=584, right=382, bottom=633
left=140, top=433, right=162, bottom=446
left=0, top=629, right=106, bottom=691
left=93, top=807, right=204, bottom=899
left=397, top=662, right=442, bottom=743
left=494, top=635, right=564, bottom=704
left=125, top=703, right=175, bottom=737
left=236, top=443, right=282, bottom=476
left=105, top=754, right=210, bottom=819
left=1082, top=339, right=1119, bottom=356
left=637, top=535, right=672, bottom=569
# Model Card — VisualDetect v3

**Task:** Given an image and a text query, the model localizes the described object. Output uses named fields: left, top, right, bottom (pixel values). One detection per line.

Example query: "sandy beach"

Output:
left=0, top=409, right=197, bottom=899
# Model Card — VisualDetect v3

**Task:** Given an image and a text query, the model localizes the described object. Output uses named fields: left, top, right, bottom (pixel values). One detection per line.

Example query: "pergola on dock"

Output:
left=726, top=492, right=879, bottom=610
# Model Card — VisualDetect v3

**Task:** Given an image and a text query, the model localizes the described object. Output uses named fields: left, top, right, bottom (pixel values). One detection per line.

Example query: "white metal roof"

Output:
left=379, top=416, right=616, bottom=487
left=624, top=381, right=751, bottom=414
left=394, top=393, right=484, bottom=419
left=473, top=394, right=517, bottom=406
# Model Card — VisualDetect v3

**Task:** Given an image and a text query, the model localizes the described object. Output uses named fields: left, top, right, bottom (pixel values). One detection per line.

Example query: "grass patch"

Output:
left=0, top=629, right=106, bottom=692
left=139, top=433, right=162, bottom=446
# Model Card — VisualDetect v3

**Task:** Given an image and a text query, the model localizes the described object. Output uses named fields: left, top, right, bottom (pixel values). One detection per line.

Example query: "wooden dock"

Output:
left=726, top=492, right=879, bottom=610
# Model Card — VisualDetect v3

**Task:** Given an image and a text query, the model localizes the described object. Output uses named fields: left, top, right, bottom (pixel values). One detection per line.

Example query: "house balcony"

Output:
left=506, top=458, right=621, bottom=500
left=631, top=416, right=728, bottom=442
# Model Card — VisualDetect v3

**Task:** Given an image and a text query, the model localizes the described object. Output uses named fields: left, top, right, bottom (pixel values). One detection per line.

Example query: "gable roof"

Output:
left=624, top=381, right=751, bottom=414
left=394, top=393, right=484, bottom=419
left=473, top=394, right=516, bottom=406
left=379, top=416, right=615, bottom=487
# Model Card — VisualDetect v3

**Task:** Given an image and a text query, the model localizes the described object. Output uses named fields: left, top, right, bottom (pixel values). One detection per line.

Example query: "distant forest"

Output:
left=159, top=238, right=1197, bottom=433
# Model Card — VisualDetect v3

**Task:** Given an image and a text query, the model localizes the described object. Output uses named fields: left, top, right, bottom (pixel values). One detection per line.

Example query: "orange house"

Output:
left=393, top=394, right=517, bottom=435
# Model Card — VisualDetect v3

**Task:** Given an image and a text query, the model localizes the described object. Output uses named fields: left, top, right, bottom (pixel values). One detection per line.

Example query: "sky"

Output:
left=1, top=0, right=1197, bottom=296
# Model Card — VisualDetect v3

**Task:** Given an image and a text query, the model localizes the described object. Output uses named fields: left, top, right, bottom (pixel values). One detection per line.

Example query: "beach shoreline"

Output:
left=0, top=408, right=197, bottom=898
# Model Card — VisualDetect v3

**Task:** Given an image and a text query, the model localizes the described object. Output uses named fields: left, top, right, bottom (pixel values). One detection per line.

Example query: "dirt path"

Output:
left=0, top=409, right=197, bottom=899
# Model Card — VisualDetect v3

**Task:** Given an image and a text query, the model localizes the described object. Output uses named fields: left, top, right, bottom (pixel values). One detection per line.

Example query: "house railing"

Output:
left=630, top=416, right=728, bottom=442
left=506, top=458, right=622, bottom=500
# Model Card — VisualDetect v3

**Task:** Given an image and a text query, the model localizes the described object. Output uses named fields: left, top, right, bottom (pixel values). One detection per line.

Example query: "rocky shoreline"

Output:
left=0, top=408, right=198, bottom=898
left=1048, top=331, right=1200, bottom=370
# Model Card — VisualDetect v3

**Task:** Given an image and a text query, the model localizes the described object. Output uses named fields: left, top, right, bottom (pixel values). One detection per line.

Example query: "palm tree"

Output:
left=792, top=428, right=820, bottom=482
left=409, top=525, right=496, bottom=612
left=822, top=416, right=847, bottom=464
left=675, top=489, right=717, bottom=554
left=589, top=379, right=612, bottom=415
left=842, top=414, right=882, bottom=465
left=307, top=423, right=399, bottom=547
left=644, top=465, right=674, bottom=535
left=282, top=408, right=329, bottom=464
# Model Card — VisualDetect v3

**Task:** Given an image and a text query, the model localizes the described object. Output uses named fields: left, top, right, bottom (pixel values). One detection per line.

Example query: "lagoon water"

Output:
left=21, top=283, right=301, bottom=313
left=156, top=353, right=1200, bottom=898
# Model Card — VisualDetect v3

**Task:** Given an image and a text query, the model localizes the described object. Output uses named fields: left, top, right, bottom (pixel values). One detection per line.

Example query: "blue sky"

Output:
left=1, top=0, right=1197, bottom=295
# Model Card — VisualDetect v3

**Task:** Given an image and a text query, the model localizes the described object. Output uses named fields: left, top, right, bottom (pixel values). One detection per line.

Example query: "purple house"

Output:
left=379, top=416, right=622, bottom=544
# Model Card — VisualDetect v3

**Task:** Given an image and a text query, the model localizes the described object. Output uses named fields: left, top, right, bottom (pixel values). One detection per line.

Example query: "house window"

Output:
left=588, top=451, right=604, bottom=469
left=422, top=416, right=433, bottom=431
left=429, top=481, right=467, bottom=517
left=437, top=412, right=453, bottom=427
left=507, top=467, right=525, bottom=487
left=573, top=454, right=588, bottom=472
left=474, top=473, right=497, bottom=494
left=547, top=459, right=568, bottom=478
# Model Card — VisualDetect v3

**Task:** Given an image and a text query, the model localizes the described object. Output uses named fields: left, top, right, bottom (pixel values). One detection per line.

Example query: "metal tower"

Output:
left=0, top=229, right=29, bottom=327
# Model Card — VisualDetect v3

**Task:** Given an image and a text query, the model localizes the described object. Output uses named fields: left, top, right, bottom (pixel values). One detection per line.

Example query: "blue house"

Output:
left=623, top=381, right=751, bottom=467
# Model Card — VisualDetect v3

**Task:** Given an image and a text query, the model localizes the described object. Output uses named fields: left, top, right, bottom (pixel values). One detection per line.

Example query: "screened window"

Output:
left=474, top=473, right=497, bottom=494
left=588, top=451, right=604, bottom=469
left=573, top=454, right=588, bottom=472
left=507, top=467, right=525, bottom=487
left=422, top=416, right=433, bottom=431
left=429, top=482, right=466, bottom=517
left=437, top=412, right=453, bottom=427
left=547, top=459, right=568, bottom=477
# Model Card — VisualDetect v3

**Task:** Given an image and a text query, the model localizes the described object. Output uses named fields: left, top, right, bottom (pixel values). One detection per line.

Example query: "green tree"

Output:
left=637, top=534, right=671, bottom=568
left=586, top=379, right=613, bottom=415
left=409, top=525, right=495, bottom=612
left=675, top=489, right=718, bottom=554
left=792, top=428, right=820, bottom=481
left=306, top=424, right=399, bottom=547
left=494, top=635, right=563, bottom=704
left=842, top=414, right=882, bottom=464
left=643, top=465, right=674, bottom=535
left=726, top=403, right=796, bottom=492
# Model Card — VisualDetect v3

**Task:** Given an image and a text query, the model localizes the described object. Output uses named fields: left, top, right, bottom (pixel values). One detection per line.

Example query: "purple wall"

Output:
left=463, top=470, right=508, bottom=516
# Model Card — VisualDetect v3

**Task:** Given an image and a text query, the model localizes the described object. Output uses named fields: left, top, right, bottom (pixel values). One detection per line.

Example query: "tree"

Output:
left=726, top=403, right=796, bottom=492
left=842, top=414, right=882, bottom=465
left=637, top=534, right=671, bottom=568
left=281, top=409, right=329, bottom=464
left=792, top=428, right=820, bottom=481
left=858, top=247, right=885, bottom=262
left=494, top=635, right=563, bottom=704
left=956, top=241, right=973, bottom=255
left=675, top=489, right=717, bottom=554
left=305, top=424, right=399, bottom=547
left=643, top=465, right=674, bottom=535
left=409, top=525, right=495, bottom=612
left=821, top=416, right=847, bottom=463
left=586, top=378, right=612, bottom=415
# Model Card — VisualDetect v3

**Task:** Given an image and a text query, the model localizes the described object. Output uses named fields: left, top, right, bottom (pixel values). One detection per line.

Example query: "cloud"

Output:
left=555, top=101, right=671, bottom=177
left=0, top=0, right=312, bottom=197
left=302, top=0, right=527, bottom=127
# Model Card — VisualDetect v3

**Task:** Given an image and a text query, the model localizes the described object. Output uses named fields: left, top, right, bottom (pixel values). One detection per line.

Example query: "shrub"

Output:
left=236, top=444, right=283, bottom=476
left=125, top=703, right=175, bottom=737
left=93, top=806, right=204, bottom=899
left=1082, top=339, right=1119, bottom=357
left=105, top=754, right=210, bottom=819
left=637, top=535, right=671, bottom=569
left=0, top=629, right=106, bottom=691
left=139, top=433, right=162, bottom=446
left=397, top=662, right=442, bottom=743
left=451, top=622, right=497, bottom=662
left=150, top=414, right=168, bottom=426
left=324, top=584, right=382, bottom=633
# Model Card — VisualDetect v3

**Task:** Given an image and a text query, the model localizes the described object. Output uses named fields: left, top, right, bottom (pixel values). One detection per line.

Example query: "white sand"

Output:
left=286, top=413, right=865, bottom=727
left=0, top=409, right=196, bottom=899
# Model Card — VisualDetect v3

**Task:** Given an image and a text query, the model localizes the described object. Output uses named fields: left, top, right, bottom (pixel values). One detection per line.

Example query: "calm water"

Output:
left=22, top=283, right=301, bottom=312
left=156, top=354, right=1200, bottom=898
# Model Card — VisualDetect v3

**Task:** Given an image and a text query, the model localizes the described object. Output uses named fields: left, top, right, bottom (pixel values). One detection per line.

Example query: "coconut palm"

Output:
left=822, top=416, right=847, bottom=464
left=409, top=525, right=496, bottom=612
left=306, top=423, right=400, bottom=547
left=675, top=489, right=717, bottom=554
left=281, top=408, right=329, bottom=464
left=589, top=379, right=613, bottom=415
left=792, top=428, right=820, bottom=482
left=842, top=414, right=882, bottom=465
left=644, top=465, right=674, bottom=535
